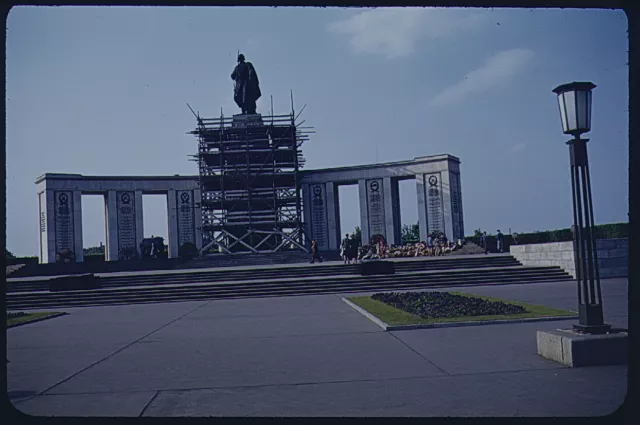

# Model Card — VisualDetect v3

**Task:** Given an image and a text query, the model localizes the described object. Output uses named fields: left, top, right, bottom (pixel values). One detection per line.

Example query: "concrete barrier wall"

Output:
left=510, top=238, right=628, bottom=279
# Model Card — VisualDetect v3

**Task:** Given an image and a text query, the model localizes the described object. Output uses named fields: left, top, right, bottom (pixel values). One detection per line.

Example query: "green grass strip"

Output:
left=347, top=291, right=575, bottom=326
left=7, top=312, right=66, bottom=328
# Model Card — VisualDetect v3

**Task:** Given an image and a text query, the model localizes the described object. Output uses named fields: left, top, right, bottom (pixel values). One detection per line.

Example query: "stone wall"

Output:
left=509, top=238, right=628, bottom=279
left=596, top=238, right=629, bottom=278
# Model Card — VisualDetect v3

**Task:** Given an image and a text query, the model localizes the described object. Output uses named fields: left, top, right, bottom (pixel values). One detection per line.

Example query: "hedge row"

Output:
left=6, top=257, right=39, bottom=266
left=465, top=222, right=628, bottom=246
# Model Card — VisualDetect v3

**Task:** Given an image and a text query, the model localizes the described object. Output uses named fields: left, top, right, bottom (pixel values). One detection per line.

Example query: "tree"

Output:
left=401, top=223, right=420, bottom=244
left=6, top=248, right=15, bottom=261
left=353, top=226, right=362, bottom=246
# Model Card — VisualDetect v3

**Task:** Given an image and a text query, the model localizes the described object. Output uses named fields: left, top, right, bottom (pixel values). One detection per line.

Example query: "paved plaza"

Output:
left=7, top=278, right=627, bottom=417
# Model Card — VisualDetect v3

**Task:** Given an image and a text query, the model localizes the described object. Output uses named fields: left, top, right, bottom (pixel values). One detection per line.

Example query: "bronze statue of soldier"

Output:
left=231, top=54, right=261, bottom=115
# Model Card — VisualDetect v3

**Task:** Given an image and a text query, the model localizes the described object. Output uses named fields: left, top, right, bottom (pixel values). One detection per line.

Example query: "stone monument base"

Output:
left=232, top=114, right=263, bottom=129
left=49, top=273, right=102, bottom=291
left=537, top=328, right=628, bottom=367
left=360, top=260, right=395, bottom=276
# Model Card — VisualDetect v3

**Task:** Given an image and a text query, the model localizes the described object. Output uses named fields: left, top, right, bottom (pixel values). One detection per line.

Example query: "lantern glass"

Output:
left=576, top=90, right=590, bottom=130
left=553, top=82, right=595, bottom=136
left=563, top=90, right=578, bottom=132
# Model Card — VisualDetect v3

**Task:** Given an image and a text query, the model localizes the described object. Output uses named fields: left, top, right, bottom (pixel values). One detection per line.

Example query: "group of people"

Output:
left=338, top=231, right=464, bottom=264
left=478, top=230, right=506, bottom=254
left=310, top=231, right=467, bottom=265
left=381, top=231, right=464, bottom=259
left=340, top=233, right=361, bottom=264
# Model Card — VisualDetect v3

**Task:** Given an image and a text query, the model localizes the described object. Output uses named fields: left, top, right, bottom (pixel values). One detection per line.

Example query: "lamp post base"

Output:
left=537, top=328, right=627, bottom=367
left=573, top=323, right=612, bottom=335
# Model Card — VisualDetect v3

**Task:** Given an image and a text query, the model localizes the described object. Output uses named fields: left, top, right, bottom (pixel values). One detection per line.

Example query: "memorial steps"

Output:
left=6, top=257, right=572, bottom=311
left=7, top=255, right=522, bottom=293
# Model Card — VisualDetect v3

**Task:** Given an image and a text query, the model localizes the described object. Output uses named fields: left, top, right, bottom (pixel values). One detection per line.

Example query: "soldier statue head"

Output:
left=237, top=53, right=245, bottom=63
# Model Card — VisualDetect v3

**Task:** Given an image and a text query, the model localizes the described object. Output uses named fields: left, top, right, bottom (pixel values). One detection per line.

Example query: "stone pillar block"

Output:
left=73, top=191, right=84, bottom=263
left=135, top=190, right=144, bottom=257
left=415, top=174, right=428, bottom=243
left=104, top=191, right=119, bottom=261
left=358, top=179, right=370, bottom=245
left=167, top=189, right=179, bottom=259
left=193, top=189, right=203, bottom=251
left=383, top=177, right=400, bottom=245
left=325, top=182, right=339, bottom=250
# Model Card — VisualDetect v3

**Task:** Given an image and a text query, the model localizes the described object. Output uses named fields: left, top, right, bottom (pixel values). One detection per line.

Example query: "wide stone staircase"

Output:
left=6, top=253, right=572, bottom=311
left=173, top=250, right=343, bottom=270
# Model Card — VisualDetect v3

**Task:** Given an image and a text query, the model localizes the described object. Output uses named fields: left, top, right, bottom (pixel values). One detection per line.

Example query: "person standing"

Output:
left=496, top=230, right=505, bottom=253
left=348, top=234, right=358, bottom=264
left=310, top=240, right=323, bottom=264
left=482, top=232, right=489, bottom=254
left=340, top=233, right=350, bottom=264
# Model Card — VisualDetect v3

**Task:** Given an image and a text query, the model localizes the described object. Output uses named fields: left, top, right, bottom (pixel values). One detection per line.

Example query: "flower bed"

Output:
left=347, top=292, right=576, bottom=327
left=7, top=311, right=66, bottom=328
left=371, top=291, right=526, bottom=319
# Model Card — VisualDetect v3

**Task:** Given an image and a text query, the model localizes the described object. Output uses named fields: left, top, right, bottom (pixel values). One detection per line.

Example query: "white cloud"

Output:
left=327, top=7, right=487, bottom=60
left=510, top=142, right=527, bottom=153
left=429, top=48, right=535, bottom=107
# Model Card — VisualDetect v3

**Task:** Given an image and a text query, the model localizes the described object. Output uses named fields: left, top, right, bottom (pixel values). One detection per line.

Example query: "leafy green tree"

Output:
left=401, top=223, right=420, bottom=244
left=353, top=226, right=362, bottom=246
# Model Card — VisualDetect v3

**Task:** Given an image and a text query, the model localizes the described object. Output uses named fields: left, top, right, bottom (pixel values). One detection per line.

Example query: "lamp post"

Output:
left=552, top=81, right=611, bottom=334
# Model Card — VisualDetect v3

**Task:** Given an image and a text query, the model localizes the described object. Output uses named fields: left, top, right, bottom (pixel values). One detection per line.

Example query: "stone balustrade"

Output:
left=509, top=238, right=628, bottom=279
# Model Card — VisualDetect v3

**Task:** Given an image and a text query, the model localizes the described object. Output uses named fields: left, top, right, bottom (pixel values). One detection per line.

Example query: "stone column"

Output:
left=38, top=190, right=56, bottom=263
left=422, top=172, right=446, bottom=238
left=193, top=189, right=203, bottom=251
left=358, top=179, right=370, bottom=245
left=440, top=171, right=454, bottom=242
left=72, top=191, right=84, bottom=263
left=325, top=182, right=339, bottom=250
left=308, top=183, right=329, bottom=251
left=416, top=174, right=428, bottom=242
left=135, top=190, right=144, bottom=257
left=46, top=190, right=78, bottom=263
left=458, top=174, right=465, bottom=238
left=448, top=171, right=464, bottom=241
left=392, top=180, right=402, bottom=243
left=383, top=177, right=401, bottom=245
left=174, top=190, right=198, bottom=253
left=115, top=191, right=137, bottom=260
left=302, top=184, right=312, bottom=246
left=167, top=189, right=179, bottom=258
left=104, top=191, right=119, bottom=261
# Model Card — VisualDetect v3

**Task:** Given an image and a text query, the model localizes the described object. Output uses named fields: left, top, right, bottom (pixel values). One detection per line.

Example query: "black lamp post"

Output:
left=552, top=81, right=611, bottom=334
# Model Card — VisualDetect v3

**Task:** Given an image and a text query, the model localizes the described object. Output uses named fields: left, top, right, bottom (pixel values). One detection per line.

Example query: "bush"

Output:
left=465, top=222, right=628, bottom=246
left=56, top=249, right=75, bottom=263
left=118, top=247, right=139, bottom=261
left=84, top=254, right=105, bottom=264
left=372, top=291, right=526, bottom=319
left=6, top=256, right=39, bottom=266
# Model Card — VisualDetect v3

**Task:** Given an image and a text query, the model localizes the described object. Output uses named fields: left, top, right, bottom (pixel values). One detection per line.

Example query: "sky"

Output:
left=6, top=6, right=628, bottom=257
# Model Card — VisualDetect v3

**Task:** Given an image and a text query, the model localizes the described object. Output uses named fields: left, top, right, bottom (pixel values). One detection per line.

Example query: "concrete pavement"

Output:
left=7, top=278, right=628, bottom=416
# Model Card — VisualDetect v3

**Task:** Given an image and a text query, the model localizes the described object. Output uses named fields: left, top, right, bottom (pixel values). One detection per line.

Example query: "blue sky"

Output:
left=6, top=6, right=628, bottom=256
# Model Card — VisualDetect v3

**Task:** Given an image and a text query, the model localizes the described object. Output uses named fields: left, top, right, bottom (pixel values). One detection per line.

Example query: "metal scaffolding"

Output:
left=188, top=97, right=313, bottom=255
